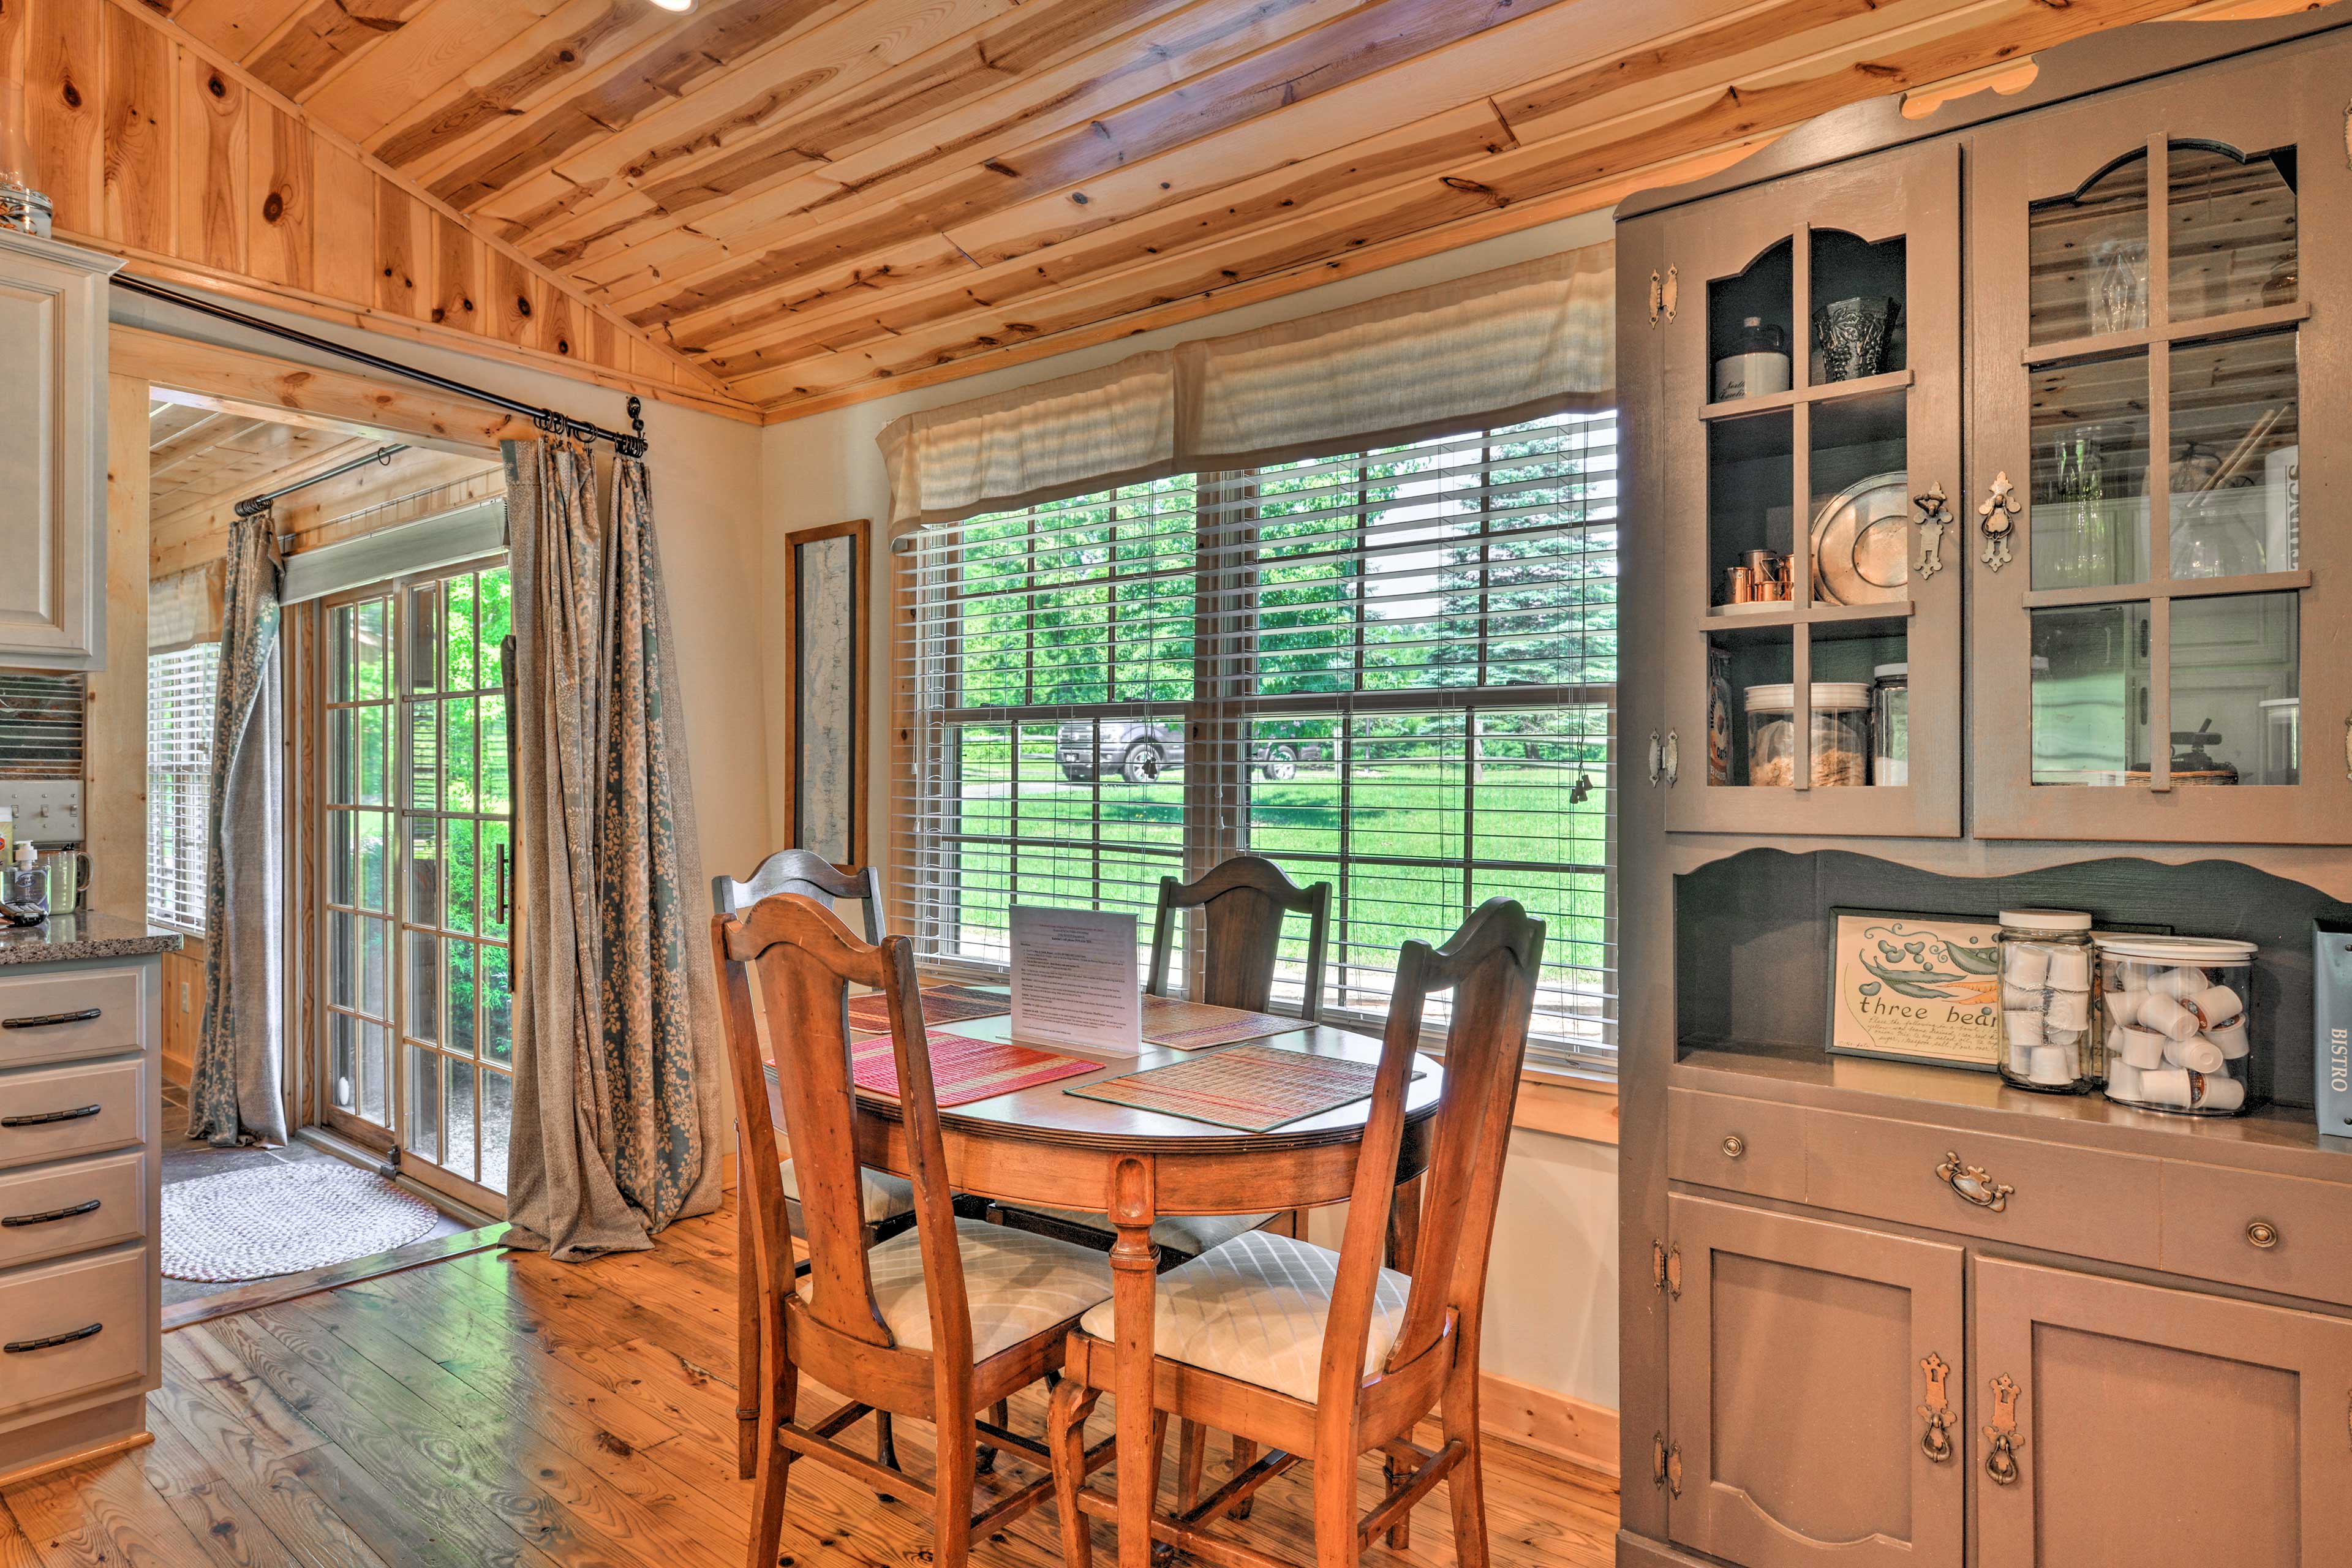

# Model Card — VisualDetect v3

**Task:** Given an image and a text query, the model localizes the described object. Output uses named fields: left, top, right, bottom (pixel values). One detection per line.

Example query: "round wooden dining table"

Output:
left=749, top=1006, right=1444, bottom=1568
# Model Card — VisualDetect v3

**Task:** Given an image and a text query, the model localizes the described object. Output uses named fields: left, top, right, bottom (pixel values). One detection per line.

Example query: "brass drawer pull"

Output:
left=1, top=1104, right=101, bottom=1128
left=1936, top=1151, right=2013, bottom=1213
left=5, top=1321, right=102, bottom=1354
left=1721, top=1134, right=1746, bottom=1159
left=1, top=1198, right=100, bottom=1227
left=2247, top=1219, right=2281, bottom=1250
left=2, top=1007, right=100, bottom=1030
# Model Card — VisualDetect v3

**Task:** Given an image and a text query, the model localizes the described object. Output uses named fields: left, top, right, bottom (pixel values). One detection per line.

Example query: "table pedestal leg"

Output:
left=1109, top=1158, right=1159, bottom=1568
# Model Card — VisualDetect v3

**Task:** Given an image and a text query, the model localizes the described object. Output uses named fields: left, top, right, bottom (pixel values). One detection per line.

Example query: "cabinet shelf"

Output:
left=1700, top=600, right=1917, bottom=633
left=1698, top=367, right=1913, bottom=422
left=2019, top=298, right=2309, bottom=366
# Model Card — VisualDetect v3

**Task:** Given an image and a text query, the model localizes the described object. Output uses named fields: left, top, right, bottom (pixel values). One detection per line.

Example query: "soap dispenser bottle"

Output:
left=9, top=840, right=46, bottom=911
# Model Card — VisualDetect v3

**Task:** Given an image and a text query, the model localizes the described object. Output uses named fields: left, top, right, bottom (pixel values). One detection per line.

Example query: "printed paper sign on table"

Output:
left=1010, top=905, right=1142, bottom=1056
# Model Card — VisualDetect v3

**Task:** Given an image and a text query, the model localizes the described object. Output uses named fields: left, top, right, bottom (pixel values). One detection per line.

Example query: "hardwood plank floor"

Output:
left=1, top=1202, right=1620, bottom=1568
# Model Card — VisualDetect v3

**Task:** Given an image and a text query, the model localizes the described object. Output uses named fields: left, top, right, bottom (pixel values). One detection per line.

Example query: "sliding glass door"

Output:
left=317, top=557, right=514, bottom=1208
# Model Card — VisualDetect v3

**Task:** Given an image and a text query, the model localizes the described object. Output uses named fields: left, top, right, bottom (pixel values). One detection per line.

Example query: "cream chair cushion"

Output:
left=779, top=1156, right=914, bottom=1227
left=1078, top=1229, right=1410, bottom=1403
left=1012, top=1204, right=1278, bottom=1257
left=806, top=1217, right=1115, bottom=1362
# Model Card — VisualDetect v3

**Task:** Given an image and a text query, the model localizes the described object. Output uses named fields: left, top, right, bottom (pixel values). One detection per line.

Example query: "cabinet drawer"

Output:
left=1805, top=1110, right=2161, bottom=1267
left=1667, top=1090, right=1807, bottom=1200
left=2160, top=1163, right=2352, bottom=1307
left=0, top=968, right=145, bottom=1068
left=0, top=1058, right=145, bottom=1170
left=0, top=1150, right=144, bottom=1270
left=0, top=1245, right=149, bottom=1421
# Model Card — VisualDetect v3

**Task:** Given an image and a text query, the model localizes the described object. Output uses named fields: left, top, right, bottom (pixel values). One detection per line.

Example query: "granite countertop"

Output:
left=0, top=912, right=185, bottom=965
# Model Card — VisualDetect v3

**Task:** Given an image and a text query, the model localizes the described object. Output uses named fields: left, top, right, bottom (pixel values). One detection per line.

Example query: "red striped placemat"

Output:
left=1141, top=995, right=1299, bottom=1050
left=1066, top=1042, right=1388, bottom=1133
left=852, top=1031, right=1095, bottom=1108
left=845, top=986, right=1012, bottom=1038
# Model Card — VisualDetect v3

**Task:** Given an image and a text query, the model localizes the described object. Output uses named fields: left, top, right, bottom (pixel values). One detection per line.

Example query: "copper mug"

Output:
left=1725, top=566, right=1755, bottom=604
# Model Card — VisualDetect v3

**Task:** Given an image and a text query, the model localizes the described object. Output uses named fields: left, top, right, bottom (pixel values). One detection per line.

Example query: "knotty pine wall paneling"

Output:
left=6, top=0, right=740, bottom=420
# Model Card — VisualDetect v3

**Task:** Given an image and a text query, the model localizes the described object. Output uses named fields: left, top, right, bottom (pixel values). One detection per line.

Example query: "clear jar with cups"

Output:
left=2095, top=937, right=2256, bottom=1115
left=1997, top=909, right=2098, bottom=1094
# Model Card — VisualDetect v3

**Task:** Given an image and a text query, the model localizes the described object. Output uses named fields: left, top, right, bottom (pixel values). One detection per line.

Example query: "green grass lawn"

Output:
left=932, top=732, right=1610, bottom=1043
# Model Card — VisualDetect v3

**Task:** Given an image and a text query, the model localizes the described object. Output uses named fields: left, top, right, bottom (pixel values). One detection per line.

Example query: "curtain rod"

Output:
left=236, top=443, right=407, bottom=519
left=113, top=274, right=649, bottom=458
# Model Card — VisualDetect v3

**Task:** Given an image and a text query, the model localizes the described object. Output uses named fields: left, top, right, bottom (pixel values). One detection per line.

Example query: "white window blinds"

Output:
left=899, top=409, right=1619, bottom=1070
left=148, top=644, right=219, bottom=933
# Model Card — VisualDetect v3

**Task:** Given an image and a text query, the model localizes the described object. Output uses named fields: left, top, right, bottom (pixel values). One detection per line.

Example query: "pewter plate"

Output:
left=1811, top=471, right=1910, bottom=606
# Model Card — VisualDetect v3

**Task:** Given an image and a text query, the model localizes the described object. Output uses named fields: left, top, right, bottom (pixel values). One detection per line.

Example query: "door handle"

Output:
left=2, top=1008, right=100, bottom=1030
left=2, top=1104, right=101, bottom=1128
left=1, top=1198, right=100, bottom=1227
left=5, top=1322, right=102, bottom=1354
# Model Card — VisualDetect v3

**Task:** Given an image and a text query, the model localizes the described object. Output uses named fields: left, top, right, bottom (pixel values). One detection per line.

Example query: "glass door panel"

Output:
left=1970, top=75, right=2343, bottom=842
left=316, top=559, right=514, bottom=1206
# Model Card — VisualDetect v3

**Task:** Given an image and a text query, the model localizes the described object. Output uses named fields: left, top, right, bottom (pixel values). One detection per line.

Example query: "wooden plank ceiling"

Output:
left=33, top=0, right=2258, bottom=421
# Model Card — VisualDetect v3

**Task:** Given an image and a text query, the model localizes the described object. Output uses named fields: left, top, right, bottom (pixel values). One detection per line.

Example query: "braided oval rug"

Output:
left=161, top=1161, right=442, bottom=1282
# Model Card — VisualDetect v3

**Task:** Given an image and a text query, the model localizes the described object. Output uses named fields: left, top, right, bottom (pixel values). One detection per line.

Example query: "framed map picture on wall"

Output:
left=784, top=518, right=871, bottom=865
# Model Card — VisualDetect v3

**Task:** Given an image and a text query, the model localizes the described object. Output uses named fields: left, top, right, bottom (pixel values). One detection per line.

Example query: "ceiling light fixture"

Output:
left=649, top=0, right=694, bottom=10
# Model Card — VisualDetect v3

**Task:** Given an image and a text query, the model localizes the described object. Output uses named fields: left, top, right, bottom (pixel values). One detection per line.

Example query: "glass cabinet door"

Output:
left=1656, top=140, right=1962, bottom=837
left=1969, top=62, right=2349, bottom=842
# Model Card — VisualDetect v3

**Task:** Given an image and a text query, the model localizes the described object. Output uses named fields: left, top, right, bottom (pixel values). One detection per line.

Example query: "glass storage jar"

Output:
left=1997, top=908, right=2098, bottom=1094
left=1745, top=682, right=1869, bottom=787
left=2095, top=935, right=2257, bottom=1115
left=1871, top=663, right=1909, bottom=785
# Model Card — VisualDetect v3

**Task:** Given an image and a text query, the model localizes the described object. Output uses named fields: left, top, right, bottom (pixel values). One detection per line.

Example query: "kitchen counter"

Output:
left=0, top=913, right=183, bottom=966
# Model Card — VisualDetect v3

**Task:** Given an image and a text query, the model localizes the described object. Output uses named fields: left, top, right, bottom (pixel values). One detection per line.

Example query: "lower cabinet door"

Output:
left=1666, top=1194, right=1965, bottom=1568
left=1973, top=1256, right=2352, bottom=1568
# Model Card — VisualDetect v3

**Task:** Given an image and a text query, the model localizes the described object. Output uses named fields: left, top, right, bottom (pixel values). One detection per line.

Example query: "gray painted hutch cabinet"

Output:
left=1614, top=10, right=2352, bottom=1566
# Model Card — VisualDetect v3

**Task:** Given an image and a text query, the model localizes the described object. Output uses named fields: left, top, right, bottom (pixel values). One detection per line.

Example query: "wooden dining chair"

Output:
left=713, top=893, right=1121, bottom=1568
left=1043, top=897, right=1545, bottom=1568
left=993, top=854, right=1334, bottom=1262
left=714, top=850, right=915, bottom=1479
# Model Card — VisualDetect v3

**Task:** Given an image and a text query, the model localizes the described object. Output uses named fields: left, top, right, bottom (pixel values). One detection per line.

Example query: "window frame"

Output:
left=894, top=410, right=1621, bottom=1073
left=146, top=643, right=221, bottom=936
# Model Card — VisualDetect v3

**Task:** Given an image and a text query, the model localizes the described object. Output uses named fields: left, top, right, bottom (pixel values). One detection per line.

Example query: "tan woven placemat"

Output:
left=1066, top=1042, right=1389, bottom=1132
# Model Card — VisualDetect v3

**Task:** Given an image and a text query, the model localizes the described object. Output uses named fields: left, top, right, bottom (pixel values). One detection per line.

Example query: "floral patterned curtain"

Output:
left=187, top=510, right=287, bottom=1147
left=502, top=436, right=724, bottom=1259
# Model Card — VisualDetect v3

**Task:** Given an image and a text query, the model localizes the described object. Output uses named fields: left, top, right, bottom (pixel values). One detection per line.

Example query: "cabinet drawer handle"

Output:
left=1720, top=1134, right=1746, bottom=1159
left=2247, top=1219, right=2281, bottom=1250
left=1, top=1198, right=99, bottom=1227
left=1, top=1104, right=101, bottom=1128
left=1936, top=1151, right=2013, bottom=1213
left=2, top=1008, right=101, bottom=1030
left=4, top=1322, right=102, bottom=1354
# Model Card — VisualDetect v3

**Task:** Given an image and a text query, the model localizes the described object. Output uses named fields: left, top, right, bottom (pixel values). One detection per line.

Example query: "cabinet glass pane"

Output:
left=1810, top=389, right=1907, bottom=607
left=2030, top=149, right=2150, bottom=344
left=2168, top=143, right=2297, bottom=323
left=1708, top=237, right=1793, bottom=402
left=1808, top=229, right=1905, bottom=382
left=2168, top=331, right=2298, bottom=577
left=2032, top=603, right=2150, bottom=785
left=1708, top=412, right=1793, bottom=608
left=2171, top=592, right=2297, bottom=785
left=2030, top=355, right=2151, bottom=589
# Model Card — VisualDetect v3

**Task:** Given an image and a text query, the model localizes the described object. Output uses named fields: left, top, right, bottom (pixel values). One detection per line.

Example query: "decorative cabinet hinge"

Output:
left=1659, top=1244, right=1682, bottom=1300
left=1648, top=271, right=1664, bottom=327
left=1983, top=1373, right=2025, bottom=1487
left=1917, top=1352, right=1956, bottom=1463
left=1653, top=1433, right=1670, bottom=1487
left=1652, top=1240, right=1668, bottom=1292
left=1662, top=266, right=1679, bottom=322
left=1665, top=1442, right=1684, bottom=1497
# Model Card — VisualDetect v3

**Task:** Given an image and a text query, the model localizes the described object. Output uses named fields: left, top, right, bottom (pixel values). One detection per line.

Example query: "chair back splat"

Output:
left=1146, top=854, right=1332, bottom=1020
left=1329, top=896, right=1544, bottom=1408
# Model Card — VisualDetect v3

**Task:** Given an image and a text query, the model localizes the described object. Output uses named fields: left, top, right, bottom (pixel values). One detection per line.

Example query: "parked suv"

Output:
left=1055, top=720, right=1313, bottom=784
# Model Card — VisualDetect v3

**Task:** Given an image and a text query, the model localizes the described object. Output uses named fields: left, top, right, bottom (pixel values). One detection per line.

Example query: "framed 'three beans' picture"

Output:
left=783, top=518, right=871, bottom=865
left=1826, top=909, right=2005, bottom=1072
